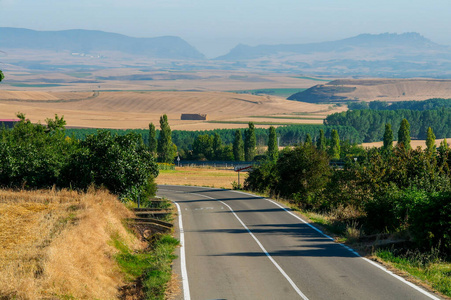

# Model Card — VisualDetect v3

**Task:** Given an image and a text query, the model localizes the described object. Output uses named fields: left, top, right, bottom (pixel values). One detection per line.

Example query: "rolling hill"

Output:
left=0, top=27, right=205, bottom=60
left=215, top=33, right=451, bottom=77
left=287, top=79, right=451, bottom=103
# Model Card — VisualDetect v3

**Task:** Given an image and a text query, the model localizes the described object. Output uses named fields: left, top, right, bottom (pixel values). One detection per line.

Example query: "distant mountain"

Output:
left=216, top=33, right=444, bottom=60
left=0, top=27, right=205, bottom=60
left=215, top=33, right=451, bottom=78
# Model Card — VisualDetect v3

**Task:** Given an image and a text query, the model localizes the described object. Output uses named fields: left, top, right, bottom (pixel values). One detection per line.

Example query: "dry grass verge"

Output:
left=0, top=188, right=143, bottom=299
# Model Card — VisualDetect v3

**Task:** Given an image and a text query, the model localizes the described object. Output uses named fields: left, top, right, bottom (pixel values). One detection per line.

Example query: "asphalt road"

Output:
left=157, top=185, right=442, bottom=300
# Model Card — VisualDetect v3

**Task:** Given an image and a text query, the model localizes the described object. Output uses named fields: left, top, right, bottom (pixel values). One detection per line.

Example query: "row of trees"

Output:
left=245, top=119, right=451, bottom=255
left=0, top=114, right=158, bottom=202
left=326, top=107, right=451, bottom=142
left=348, top=98, right=451, bottom=111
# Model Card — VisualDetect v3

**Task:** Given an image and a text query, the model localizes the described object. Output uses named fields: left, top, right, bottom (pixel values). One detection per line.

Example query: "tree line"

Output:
left=245, top=118, right=451, bottom=256
left=67, top=123, right=362, bottom=162
left=326, top=107, right=451, bottom=142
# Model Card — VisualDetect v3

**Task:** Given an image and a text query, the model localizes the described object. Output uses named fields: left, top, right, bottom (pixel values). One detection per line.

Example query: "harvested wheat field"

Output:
left=327, top=79, right=451, bottom=102
left=156, top=166, right=244, bottom=189
left=362, top=138, right=450, bottom=149
left=0, top=188, right=142, bottom=299
left=0, top=90, right=341, bottom=129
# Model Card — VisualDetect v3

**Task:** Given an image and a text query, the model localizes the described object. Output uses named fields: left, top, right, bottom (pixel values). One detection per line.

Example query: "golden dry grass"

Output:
left=362, top=138, right=450, bottom=149
left=0, top=90, right=338, bottom=130
left=332, top=79, right=451, bottom=102
left=156, top=166, right=246, bottom=189
left=0, top=188, right=141, bottom=299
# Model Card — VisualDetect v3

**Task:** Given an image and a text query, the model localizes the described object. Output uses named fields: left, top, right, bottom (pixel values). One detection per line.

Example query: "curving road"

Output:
left=157, top=185, right=442, bottom=300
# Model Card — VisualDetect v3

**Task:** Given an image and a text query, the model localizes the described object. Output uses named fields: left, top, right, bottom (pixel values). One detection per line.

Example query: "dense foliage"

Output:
left=245, top=126, right=451, bottom=256
left=0, top=114, right=158, bottom=202
left=348, top=98, right=451, bottom=111
left=326, top=108, right=451, bottom=142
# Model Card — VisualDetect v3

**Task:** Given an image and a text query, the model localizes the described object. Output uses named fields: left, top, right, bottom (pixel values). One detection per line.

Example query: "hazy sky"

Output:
left=0, top=0, right=450, bottom=57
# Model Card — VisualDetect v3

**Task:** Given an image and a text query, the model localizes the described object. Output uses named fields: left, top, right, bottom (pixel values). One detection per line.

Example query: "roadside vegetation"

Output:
left=244, top=119, right=451, bottom=297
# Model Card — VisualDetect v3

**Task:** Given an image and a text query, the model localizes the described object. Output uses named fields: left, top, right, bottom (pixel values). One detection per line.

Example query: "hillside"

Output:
left=288, top=79, right=451, bottom=103
left=0, top=27, right=205, bottom=60
left=216, top=33, right=451, bottom=77
left=0, top=90, right=344, bottom=129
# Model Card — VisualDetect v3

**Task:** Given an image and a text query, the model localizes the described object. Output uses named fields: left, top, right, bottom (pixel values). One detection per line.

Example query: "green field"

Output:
left=8, top=83, right=65, bottom=88
left=66, top=72, right=92, bottom=78
left=229, top=88, right=307, bottom=98
left=291, top=76, right=330, bottom=82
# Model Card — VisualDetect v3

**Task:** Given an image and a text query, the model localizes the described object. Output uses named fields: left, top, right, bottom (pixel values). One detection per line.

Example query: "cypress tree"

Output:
left=244, top=122, right=256, bottom=161
left=317, top=129, right=326, bottom=151
left=330, top=129, right=340, bottom=159
left=397, top=118, right=411, bottom=150
left=157, top=114, right=176, bottom=163
left=233, top=129, right=244, bottom=161
left=212, top=132, right=223, bottom=160
left=426, top=127, right=436, bottom=154
left=267, top=126, right=278, bottom=161
left=148, top=122, right=157, bottom=155
left=383, top=123, right=393, bottom=151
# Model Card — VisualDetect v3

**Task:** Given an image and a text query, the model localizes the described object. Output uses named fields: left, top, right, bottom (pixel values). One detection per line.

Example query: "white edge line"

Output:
left=192, top=192, right=309, bottom=300
left=230, top=190, right=441, bottom=300
left=174, top=201, right=191, bottom=300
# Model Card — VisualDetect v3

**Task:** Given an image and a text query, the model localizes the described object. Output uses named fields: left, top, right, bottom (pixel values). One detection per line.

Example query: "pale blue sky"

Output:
left=0, top=0, right=449, bottom=57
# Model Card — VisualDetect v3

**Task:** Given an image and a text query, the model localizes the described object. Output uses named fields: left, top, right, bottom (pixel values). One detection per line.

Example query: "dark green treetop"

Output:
left=397, top=118, right=411, bottom=150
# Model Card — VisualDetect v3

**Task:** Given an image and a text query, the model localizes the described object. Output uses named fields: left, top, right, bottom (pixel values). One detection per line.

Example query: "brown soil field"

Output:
left=0, top=90, right=340, bottom=129
left=329, top=79, right=451, bottom=102
left=0, top=188, right=140, bottom=299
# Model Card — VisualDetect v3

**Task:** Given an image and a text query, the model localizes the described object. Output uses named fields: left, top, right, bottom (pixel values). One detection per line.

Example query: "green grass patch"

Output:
left=375, top=249, right=451, bottom=297
left=8, top=83, right=65, bottom=87
left=228, top=88, right=307, bottom=98
left=112, top=232, right=179, bottom=299
left=207, top=120, right=304, bottom=126
left=250, top=116, right=324, bottom=120
left=291, top=76, right=330, bottom=82
left=66, top=72, right=92, bottom=78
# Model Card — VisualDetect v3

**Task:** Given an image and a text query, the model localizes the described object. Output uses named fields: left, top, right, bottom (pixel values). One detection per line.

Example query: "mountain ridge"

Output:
left=0, top=27, right=205, bottom=60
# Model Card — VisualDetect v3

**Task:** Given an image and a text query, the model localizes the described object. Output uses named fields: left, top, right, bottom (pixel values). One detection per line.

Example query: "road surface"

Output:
left=157, top=185, right=442, bottom=300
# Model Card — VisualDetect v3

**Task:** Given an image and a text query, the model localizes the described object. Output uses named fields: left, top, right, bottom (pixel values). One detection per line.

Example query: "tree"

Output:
left=212, top=133, right=223, bottom=160
left=329, top=129, right=340, bottom=159
left=0, top=70, right=4, bottom=82
left=192, top=134, right=213, bottom=160
left=244, top=122, right=256, bottom=161
left=157, top=114, right=176, bottom=163
left=267, top=126, right=278, bottom=161
left=317, top=129, right=326, bottom=151
left=397, top=118, right=411, bottom=150
left=233, top=130, right=244, bottom=161
left=383, top=123, right=393, bottom=151
left=304, top=134, right=312, bottom=146
left=426, top=127, right=436, bottom=154
left=148, top=123, right=157, bottom=155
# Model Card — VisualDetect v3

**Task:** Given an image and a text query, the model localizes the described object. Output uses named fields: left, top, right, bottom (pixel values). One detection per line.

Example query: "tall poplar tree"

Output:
left=148, top=122, right=157, bottom=155
left=244, top=122, right=256, bottom=161
left=305, top=134, right=312, bottom=146
left=329, top=129, right=340, bottom=159
left=233, top=129, right=244, bottom=161
left=383, top=123, right=393, bottom=151
left=157, top=114, right=176, bottom=163
left=267, top=126, right=278, bottom=161
left=426, top=127, right=436, bottom=154
left=212, top=133, right=223, bottom=160
left=316, top=129, right=326, bottom=151
left=397, top=118, right=411, bottom=150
